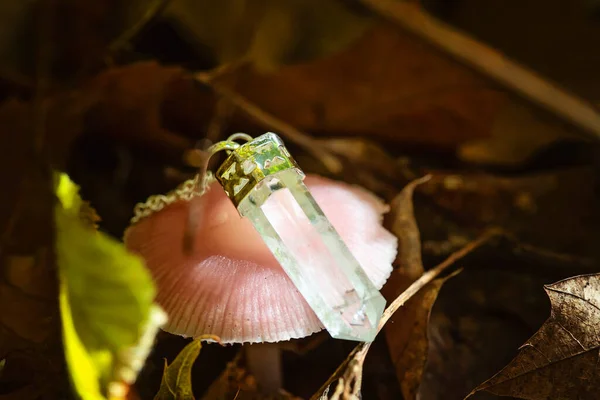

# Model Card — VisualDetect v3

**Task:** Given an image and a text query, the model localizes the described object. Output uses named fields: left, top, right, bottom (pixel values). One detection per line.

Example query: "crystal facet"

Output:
left=217, top=133, right=386, bottom=342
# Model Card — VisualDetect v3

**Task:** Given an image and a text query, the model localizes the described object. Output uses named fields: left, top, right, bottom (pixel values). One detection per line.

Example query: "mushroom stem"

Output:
left=245, top=343, right=283, bottom=394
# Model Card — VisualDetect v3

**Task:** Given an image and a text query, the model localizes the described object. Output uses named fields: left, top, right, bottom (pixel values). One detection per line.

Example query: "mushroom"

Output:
left=124, top=174, right=397, bottom=394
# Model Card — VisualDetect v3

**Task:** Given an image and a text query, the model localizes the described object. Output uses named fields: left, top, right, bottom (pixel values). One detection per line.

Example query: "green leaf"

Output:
left=55, top=172, right=165, bottom=400
left=154, top=336, right=218, bottom=400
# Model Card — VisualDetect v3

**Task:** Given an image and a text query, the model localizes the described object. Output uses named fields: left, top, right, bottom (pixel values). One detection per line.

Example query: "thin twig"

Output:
left=195, top=73, right=344, bottom=174
left=358, top=0, right=600, bottom=139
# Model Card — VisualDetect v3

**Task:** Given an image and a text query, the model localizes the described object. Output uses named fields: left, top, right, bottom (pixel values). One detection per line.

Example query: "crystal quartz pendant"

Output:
left=215, top=133, right=386, bottom=342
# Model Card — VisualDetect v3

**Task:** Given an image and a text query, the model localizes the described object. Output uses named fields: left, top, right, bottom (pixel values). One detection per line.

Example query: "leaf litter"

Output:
left=0, top=1, right=599, bottom=399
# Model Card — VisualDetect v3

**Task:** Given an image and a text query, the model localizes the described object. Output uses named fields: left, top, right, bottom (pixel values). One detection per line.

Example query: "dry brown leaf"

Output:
left=470, top=273, right=600, bottom=400
left=382, top=177, right=435, bottom=399
left=387, top=176, right=430, bottom=279
left=218, top=22, right=505, bottom=150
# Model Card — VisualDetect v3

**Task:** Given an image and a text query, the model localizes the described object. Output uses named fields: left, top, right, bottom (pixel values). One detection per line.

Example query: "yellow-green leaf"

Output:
left=155, top=336, right=218, bottom=400
left=58, top=275, right=106, bottom=400
left=54, top=172, right=164, bottom=399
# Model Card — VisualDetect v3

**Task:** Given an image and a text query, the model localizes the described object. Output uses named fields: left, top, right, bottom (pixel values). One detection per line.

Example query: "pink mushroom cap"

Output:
left=124, top=174, right=397, bottom=344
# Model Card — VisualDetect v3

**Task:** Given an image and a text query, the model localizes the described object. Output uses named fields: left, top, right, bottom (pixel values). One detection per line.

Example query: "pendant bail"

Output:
left=212, top=132, right=301, bottom=207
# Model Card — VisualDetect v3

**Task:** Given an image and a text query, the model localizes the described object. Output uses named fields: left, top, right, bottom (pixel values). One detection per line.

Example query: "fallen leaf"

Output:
left=470, top=273, right=600, bottom=400
left=387, top=176, right=431, bottom=278
left=383, top=177, right=435, bottom=399
left=155, top=336, right=218, bottom=400
left=163, top=0, right=372, bottom=71
left=216, top=22, right=504, bottom=150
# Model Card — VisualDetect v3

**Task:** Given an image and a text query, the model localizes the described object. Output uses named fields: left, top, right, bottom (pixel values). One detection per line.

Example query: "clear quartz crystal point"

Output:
left=215, top=133, right=386, bottom=342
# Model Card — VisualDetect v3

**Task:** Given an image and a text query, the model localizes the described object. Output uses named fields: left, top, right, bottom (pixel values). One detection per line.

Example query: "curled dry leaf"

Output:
left=387, top=176, right=431, bottom=278
left=470, top=273, right=600, bottom=400
left=383, top=176, right=437, bottom=399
